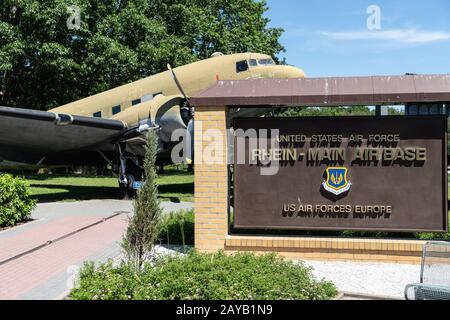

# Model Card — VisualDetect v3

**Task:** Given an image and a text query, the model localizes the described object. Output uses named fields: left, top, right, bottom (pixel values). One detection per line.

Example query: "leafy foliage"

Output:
left=158, top=209, right=194, bottom=246
left=121, top=130, right=162, bottom=270
left=231, top=213, right=450, bottom=241
left=148, top=0, right=284, bottom=59
left=414, top=214, right=450, bottom=241
left=69, top=260, right=137, bottom=300
left=0, top=174, right=36, bottom=227
left=0, top=0, right=284, bottom=109
left=69, top=251, right=337, bottom=300
left=269, top=106, right=406, bottom=117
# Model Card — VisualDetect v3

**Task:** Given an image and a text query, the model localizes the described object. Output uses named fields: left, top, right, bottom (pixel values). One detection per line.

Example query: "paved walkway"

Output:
left=0, top=200, right=194, bottom=300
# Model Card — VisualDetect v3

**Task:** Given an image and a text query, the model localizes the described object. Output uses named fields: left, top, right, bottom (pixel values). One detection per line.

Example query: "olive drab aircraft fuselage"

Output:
left=0, top=52, right=305, bottom=196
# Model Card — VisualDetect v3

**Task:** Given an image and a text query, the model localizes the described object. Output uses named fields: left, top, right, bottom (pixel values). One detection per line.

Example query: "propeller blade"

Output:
left=186, top=119, right=194, bottom=164
left=167, top=64, right=189, bottom=100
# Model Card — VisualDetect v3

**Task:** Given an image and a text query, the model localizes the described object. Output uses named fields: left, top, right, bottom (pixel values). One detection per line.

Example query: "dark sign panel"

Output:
left=233, top=116, right=448, bottom=232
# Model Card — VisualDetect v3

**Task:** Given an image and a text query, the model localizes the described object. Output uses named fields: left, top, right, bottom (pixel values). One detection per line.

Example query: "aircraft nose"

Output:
left=250, top=65, right=306, bottom=79
left=275, top=65, right=306, bottom=78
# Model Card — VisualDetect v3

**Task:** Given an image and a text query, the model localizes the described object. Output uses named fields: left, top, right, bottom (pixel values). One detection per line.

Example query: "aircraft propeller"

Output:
left=167, top=64, right=189, bottom=101
left=167, top=64, right=194, bottom=164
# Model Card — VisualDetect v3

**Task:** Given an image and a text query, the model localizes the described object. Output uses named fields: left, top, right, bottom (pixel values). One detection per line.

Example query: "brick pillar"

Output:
left=194, top=106, right=229, bottom=252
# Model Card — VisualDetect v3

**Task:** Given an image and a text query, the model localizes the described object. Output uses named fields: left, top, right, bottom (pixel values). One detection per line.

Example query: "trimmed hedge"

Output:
left=230, top=212, right=450, bottom=241
left=0, top=174, right=37, bottom=227
left=162, top=210, right=450, bottom=243
left=158, top=209, right=194, bottom=246
left=69, top=251, right=337, bottom=300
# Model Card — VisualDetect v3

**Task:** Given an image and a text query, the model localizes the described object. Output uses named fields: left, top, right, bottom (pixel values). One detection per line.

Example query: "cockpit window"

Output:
left=258, top=58, right=275, bottom=66
left=236, top=60, right=249, bottom=73
left=248, top=59, right=258, bottom=67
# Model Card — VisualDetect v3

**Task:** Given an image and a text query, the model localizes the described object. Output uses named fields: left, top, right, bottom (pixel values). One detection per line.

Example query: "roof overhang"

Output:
left=190, top=74, right=450, bottom=107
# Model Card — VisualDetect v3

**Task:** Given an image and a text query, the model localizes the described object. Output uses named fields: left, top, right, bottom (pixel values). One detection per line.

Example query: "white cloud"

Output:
left=322, top=29, right=450, bottom=43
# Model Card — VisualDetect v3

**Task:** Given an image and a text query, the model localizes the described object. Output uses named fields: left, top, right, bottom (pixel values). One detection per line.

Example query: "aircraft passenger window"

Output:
left=142, top=94, right=153, bottom=103
left=249, top=59, right=257, bottom=67
left=236, top=60, right=249, bottom=73
left=132, top=98, right=141, bottom=106
left=112, top=105, right=121, bottom=115
left=154, top=92, right=163, bottom=97
left=93, top=111, right=102, bottom=118
left=258, top=59, right=275, bottom=66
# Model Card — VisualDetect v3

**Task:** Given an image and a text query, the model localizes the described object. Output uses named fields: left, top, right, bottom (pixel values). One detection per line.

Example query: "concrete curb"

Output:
left=332, top=292, right=345, bottom=300
left=341, top=291, right=403, bottom=300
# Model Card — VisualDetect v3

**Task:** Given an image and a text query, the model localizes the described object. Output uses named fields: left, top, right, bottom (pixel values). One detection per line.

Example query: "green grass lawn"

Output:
left=21, top=167, right=193, bottom=203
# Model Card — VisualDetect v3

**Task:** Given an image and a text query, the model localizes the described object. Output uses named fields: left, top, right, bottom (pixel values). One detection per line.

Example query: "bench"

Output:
left=405, top=241, right=450, bottom=300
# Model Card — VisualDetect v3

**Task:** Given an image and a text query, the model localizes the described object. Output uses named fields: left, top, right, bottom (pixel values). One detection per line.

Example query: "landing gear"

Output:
left=118, top=180, right=129, bottom=199
left=117, top=144, right=144, bottom=199
left=118, top=160, right=143, bottom=199
left=118, top=174, right=136, bottom=199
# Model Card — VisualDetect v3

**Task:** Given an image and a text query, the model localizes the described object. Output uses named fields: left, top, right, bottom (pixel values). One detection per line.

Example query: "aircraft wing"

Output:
left=0, top=106, right=128, bottom=164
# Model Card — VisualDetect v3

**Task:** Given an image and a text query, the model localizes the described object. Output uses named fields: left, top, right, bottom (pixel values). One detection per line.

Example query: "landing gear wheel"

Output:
left=116, top=145, right=144, bottom=200
left=119, top=182, right=129, bottom=200
left=126, top=173, right=138, bottom=199
left=118, top=174, right=138, bottom=200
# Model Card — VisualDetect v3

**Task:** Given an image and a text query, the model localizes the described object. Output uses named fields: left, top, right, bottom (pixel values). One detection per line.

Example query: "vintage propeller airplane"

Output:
left=0, top=52, right=305, bottom=196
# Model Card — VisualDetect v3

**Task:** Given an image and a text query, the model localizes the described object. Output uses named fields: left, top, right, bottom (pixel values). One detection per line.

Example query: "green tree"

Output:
left=270, top=106, right=407, bottom=117
left=0, top=0, right=284, bottom=110
left=147, top=0, right=285, bottom=59
left=386, top=106, right=404, bottom=115
left=270, top=106, right=374, bottom=117
left=121, top=130, right=162, bottom=270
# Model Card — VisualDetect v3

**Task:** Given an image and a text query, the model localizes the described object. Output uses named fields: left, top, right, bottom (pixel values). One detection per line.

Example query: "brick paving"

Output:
left=0, top=215, right=103, bottom=263
left=19, top=240, right=123, bottom=300
left=0, top=200, right=194, bottom=300
left=0, top=214, right=127, bottom=300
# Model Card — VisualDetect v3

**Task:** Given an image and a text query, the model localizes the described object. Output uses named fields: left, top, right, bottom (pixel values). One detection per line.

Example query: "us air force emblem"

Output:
left=322, top=167, right=351, bottom=196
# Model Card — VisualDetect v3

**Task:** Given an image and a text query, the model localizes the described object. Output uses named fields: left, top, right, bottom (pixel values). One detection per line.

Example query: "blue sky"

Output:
left=265, top=0, right=450, bottom=77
